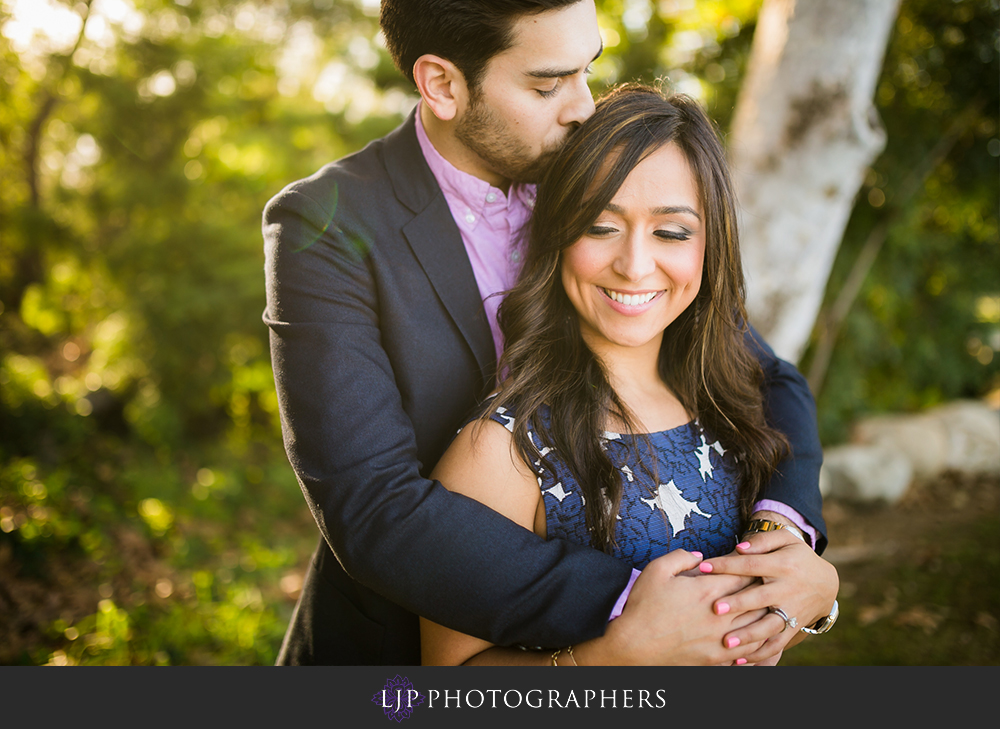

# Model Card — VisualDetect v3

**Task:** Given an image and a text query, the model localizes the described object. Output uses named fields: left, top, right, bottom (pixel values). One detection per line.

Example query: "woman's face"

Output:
left=560, top=142, right=706, bottom=361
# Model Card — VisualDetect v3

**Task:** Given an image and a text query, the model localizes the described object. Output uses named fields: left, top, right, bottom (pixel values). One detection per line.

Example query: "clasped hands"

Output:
left=602, top=528, right=839, bottom=666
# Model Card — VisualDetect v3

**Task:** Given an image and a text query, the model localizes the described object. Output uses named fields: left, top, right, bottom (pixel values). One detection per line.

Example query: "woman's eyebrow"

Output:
left=605, top=202, right=701, bottom=220
left=652, top=205, right=701, bottom=219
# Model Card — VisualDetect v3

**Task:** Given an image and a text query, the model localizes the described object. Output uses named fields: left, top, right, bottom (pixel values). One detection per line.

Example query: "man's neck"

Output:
left=418, top=102, right=511, bottom=194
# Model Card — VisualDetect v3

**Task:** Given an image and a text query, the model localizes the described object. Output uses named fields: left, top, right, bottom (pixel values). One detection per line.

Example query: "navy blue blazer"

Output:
left=262, top=111, right=826, bottom=666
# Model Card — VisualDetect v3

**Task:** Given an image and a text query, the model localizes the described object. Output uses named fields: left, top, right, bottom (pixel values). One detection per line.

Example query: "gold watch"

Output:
left=741, top=518, right=806, bottom=544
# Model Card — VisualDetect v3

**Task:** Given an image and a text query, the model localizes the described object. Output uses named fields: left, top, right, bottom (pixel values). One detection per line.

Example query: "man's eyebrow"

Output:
left=606, top=203, right=701, bottom=220
left=525, top=44, right=603, bottom=79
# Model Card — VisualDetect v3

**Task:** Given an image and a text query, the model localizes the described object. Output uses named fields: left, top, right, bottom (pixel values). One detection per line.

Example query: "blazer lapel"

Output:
left=383, top=112, right=497, bottom=384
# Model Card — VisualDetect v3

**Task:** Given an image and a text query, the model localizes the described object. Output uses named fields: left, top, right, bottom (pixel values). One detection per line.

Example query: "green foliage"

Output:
left=0, top=5, right=355, bottom=664
left=590, top=0, right=759, bottom=126
left=798, top=0, right=1000, bottom=442
left=0, top=421, right=308, bottom=665
left=0, top=0, right=995, bottom=664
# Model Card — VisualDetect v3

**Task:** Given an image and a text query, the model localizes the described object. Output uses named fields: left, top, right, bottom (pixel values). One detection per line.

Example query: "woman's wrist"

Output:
left=568, top=625, right=638, bottom=666
left=565, top=636, right=607, bottom=666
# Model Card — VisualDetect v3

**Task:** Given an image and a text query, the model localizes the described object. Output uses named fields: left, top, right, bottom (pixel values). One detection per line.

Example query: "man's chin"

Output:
left=513, top=148, right=563, bottom=185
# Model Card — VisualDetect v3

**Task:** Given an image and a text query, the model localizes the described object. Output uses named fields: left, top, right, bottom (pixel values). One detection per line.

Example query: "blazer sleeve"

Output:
left=745, top=325, right=828, bottom=554
left=263, top=184, right=632, bottom=648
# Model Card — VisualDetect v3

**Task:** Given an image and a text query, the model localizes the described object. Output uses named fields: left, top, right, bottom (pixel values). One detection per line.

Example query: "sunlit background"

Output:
left=1, top=0, right=997, bottom=665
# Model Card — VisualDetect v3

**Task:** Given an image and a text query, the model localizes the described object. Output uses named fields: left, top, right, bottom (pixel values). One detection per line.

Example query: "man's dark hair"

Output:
left=380, top=0, right=583, bottom=93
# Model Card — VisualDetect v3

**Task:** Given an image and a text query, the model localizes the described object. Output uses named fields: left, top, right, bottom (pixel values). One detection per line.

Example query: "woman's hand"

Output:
left=698, top=528, right=839, bottom=665
left=575, top=549, right=771, bottom=666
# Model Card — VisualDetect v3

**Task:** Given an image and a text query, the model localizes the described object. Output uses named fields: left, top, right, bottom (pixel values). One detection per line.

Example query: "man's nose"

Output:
left=561, top=75, right=596, bottom=127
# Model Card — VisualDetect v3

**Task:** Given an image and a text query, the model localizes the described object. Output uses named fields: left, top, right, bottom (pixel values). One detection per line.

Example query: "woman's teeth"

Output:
left=604, top=289, right=657, bottom=306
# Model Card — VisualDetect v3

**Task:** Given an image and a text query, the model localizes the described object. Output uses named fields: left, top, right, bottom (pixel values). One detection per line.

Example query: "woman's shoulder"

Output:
left=431, top=400, right=542, bottom=530
left=485, top=402, right=519, bottom=433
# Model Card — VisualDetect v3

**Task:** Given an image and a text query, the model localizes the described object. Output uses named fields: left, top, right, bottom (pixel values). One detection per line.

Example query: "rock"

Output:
left=851, top=412, right=949, bottom=481
left=934, top=400, right=1000, bottom=476
left=822, top=399, right=1000, bottom=503
left=851, top=400, right=1000, bottom=481
left=820, top=443, right=914, bottom=503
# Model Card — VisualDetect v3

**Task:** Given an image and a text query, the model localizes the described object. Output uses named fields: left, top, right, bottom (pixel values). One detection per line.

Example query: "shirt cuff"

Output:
left=752, top=499, right=818, bottom=550
left=609, top=568, right=642, bottom=621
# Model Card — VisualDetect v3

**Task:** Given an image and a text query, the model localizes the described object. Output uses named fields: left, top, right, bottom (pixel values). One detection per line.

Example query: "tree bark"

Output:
left=729, top=0, right=900, bottom=364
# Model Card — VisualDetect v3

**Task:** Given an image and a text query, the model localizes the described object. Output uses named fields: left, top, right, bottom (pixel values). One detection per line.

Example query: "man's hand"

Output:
left=699, top=527, right=839, bottom=665
left=575, top=550, right=770, bottom=665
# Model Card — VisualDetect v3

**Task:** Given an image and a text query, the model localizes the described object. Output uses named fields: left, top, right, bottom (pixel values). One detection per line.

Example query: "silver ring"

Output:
left=769, top=606, right=798, bottom=632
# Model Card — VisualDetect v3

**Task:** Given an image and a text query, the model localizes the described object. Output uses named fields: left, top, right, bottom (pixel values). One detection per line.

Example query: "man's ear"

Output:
left=413, top=54, right=469, bottom=122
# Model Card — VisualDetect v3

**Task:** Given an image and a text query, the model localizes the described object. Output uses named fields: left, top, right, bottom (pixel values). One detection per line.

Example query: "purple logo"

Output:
left=372, top=675, right=425, bottom=722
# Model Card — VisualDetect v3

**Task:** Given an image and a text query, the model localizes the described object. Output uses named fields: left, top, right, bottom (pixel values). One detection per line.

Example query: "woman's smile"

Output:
left=600, top=287, right=663, bottom=311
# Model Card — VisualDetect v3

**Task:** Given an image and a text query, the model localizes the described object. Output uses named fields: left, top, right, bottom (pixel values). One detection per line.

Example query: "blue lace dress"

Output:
left=487, top=405, right=743, bottom=568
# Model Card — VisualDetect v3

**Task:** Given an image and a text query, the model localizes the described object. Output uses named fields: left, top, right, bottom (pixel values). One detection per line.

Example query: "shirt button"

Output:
left=486, top=193, right=497, bottom=203
left=465, top=213, right=476, bottom=224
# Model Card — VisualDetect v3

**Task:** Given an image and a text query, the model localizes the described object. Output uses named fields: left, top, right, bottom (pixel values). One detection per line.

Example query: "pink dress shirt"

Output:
left=415, top=106, right=534, bottom=361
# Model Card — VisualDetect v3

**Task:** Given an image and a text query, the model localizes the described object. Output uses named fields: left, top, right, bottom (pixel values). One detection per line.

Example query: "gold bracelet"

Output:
left=552, top=646, right=577, bottom=666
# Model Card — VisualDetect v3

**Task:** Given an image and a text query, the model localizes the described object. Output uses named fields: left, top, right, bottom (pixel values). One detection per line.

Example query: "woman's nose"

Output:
left=613, top=235, right=657, bottom=282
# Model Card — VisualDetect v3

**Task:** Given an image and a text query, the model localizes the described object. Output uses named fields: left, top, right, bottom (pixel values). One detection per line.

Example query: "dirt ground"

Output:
left=822, top=469, right=1000, bottom=569
left=806, top=469, right=1000, bottom=663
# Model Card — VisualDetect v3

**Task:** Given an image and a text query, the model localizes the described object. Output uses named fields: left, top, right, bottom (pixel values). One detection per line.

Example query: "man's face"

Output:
left=454, top=0, right=602, bottom=187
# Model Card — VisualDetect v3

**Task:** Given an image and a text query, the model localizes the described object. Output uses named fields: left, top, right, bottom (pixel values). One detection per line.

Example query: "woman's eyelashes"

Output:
left=586, top=224, right=693, bottom=241
left=654, top=228, right=693, bottom=241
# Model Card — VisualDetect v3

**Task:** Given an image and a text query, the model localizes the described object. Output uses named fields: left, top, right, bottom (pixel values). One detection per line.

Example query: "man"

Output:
left=263, top=0, right=832, bottom=666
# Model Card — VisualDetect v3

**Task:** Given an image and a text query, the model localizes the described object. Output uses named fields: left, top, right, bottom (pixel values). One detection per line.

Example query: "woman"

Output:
left=421, top=85, right=838, bottom=666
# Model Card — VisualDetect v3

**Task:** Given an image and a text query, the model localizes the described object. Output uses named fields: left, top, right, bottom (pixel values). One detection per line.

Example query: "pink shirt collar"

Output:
left=414, top=103, right=535, bottom=362
left=414, top=103, right=536, bottom=224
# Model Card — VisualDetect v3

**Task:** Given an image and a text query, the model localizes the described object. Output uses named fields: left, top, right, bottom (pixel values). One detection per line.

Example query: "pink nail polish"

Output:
left=736, top=658, right=748, bottom=665
left=726, top=636, right=740, bottom=649
left=716, top=602, right=730, bottom=615
left=737, top=542, right=751, bottom=550
left=699, top=562, right=713, bottom=573
left=690, top=551, right=703, bottom=559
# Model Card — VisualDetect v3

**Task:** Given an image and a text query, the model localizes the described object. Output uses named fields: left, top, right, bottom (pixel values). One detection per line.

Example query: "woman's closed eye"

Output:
left=587, top=225, right=693, bottom=241
left=654, top=228, right=693, bottom=241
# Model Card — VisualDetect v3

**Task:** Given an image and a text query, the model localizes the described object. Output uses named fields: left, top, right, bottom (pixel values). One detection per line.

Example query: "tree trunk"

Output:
left=730, top=0, right=900, bottom=364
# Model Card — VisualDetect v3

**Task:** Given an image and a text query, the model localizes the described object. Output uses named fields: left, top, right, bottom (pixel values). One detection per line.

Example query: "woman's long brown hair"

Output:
left=486, top=84, right=789, bottom=552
